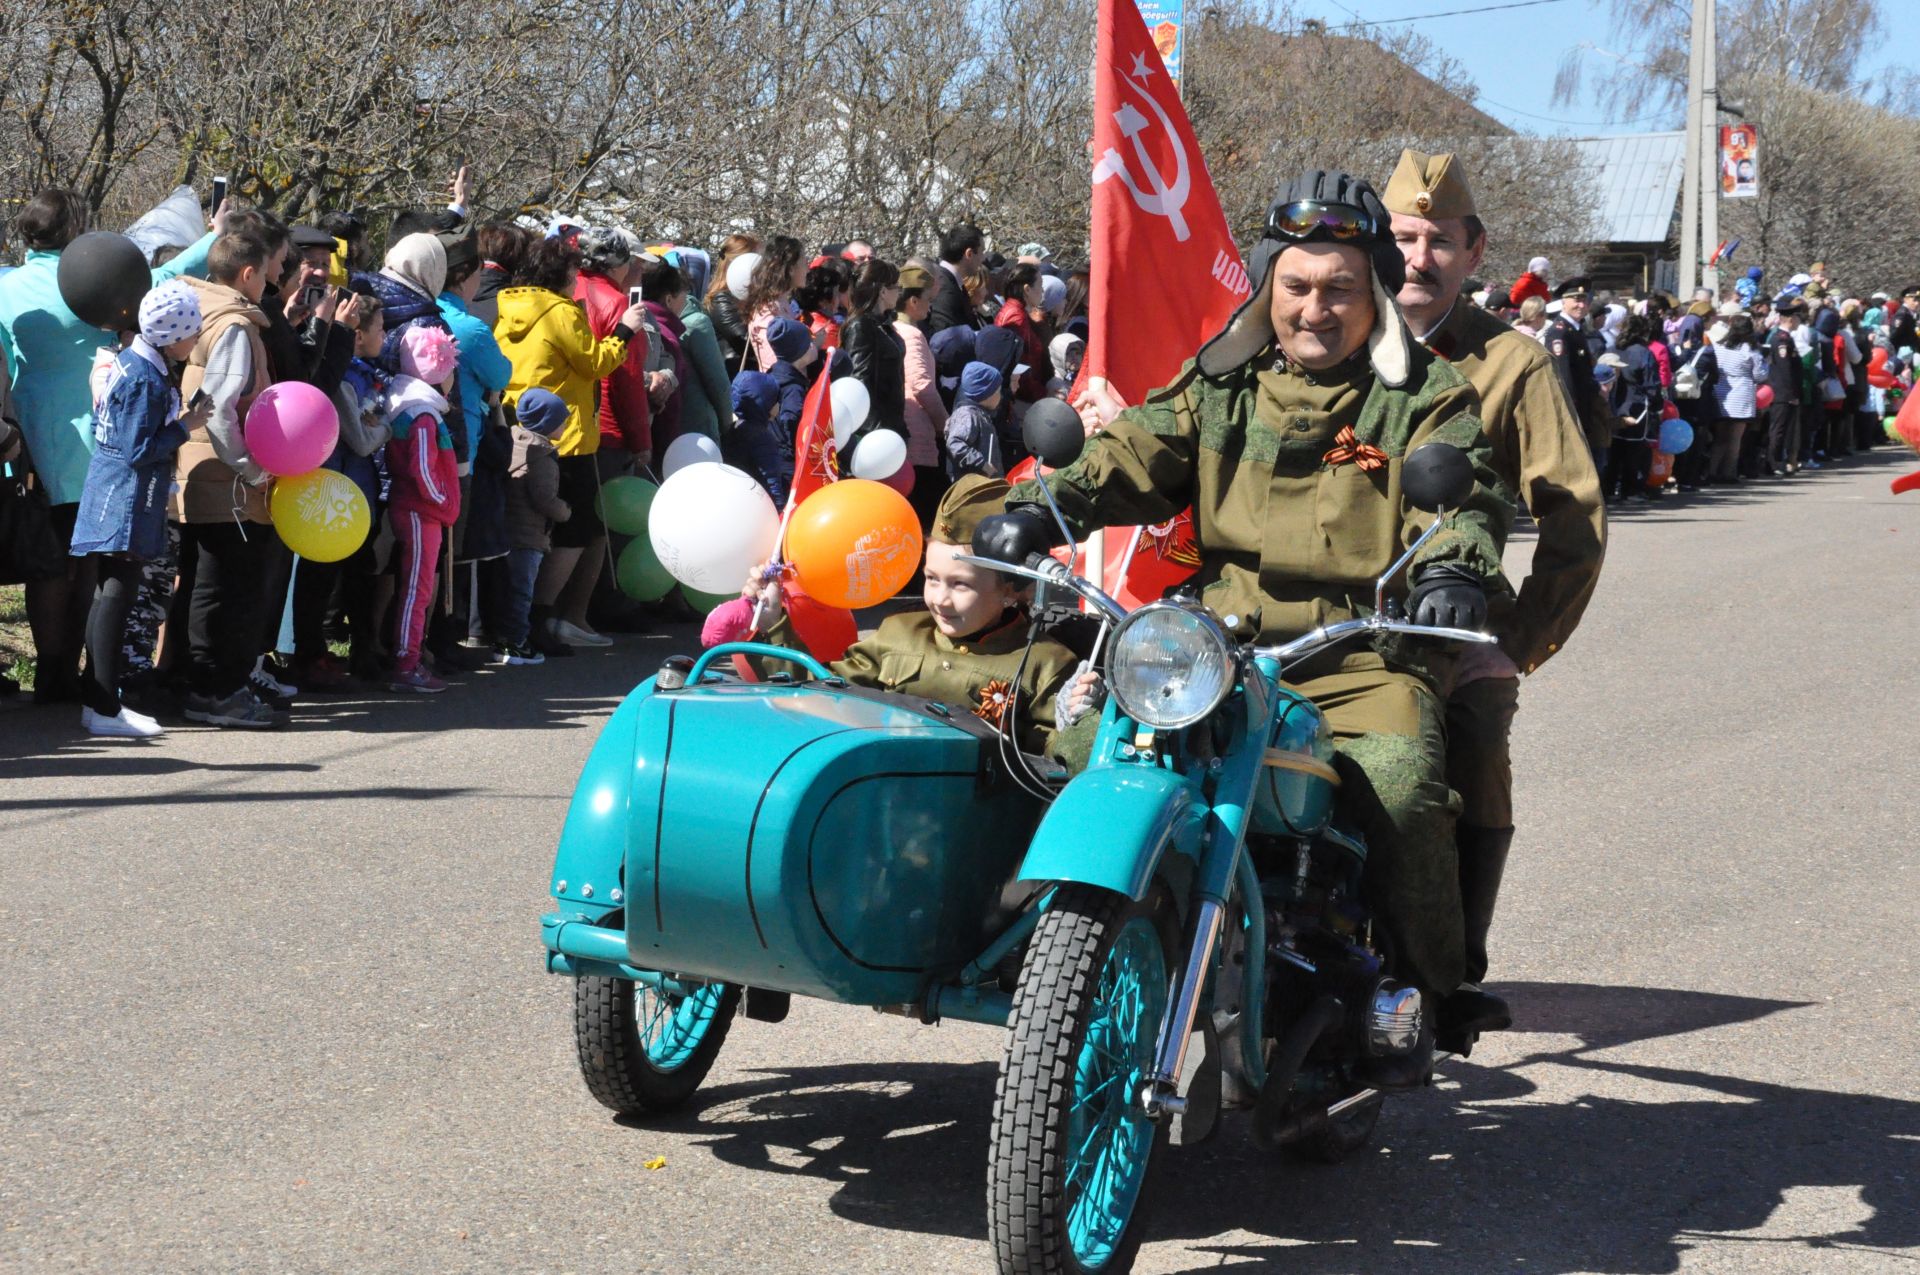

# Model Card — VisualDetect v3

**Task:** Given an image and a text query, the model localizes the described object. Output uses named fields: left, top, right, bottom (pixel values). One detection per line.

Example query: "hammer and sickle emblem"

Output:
left=1091, top=52, right=1193, bottom=242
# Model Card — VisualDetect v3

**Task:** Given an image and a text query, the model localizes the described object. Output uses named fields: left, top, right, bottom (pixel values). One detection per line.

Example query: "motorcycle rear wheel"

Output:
left=573, top=975, right=739, bottom=1116
left=989, top=885, right=1175, bottom=1274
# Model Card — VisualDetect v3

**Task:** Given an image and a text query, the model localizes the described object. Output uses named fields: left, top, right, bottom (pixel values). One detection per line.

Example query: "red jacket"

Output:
left=994, top=297, right=1047, bottom=402
left=1510, top=272, right=1550, bottom=306
left=574, top=271, right=652, bottom=455
left=386, top=405, right=462, bottom=526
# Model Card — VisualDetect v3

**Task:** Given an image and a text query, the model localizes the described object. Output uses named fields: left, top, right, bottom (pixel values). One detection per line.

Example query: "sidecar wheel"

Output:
left=573, top=975, right=739, bottom=1116
left=989, top=885, right=1174, bottom=1275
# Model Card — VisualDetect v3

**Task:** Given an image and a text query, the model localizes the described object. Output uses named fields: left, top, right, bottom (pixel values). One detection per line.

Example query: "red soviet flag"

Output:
left=1087, top=0, right=1248, bottom=401
left=786, top=348, right=839, bottom=510
left=1083, top=0, right=1248, bottom=605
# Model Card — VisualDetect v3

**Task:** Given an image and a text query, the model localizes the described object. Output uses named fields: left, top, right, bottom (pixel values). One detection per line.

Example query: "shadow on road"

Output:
left=616, top=983, right=1918, bottom=1272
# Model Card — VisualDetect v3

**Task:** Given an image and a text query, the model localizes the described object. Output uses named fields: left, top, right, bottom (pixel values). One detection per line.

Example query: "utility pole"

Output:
left=1700, top=0, right=1720, bottom=298
left=1678, top=0, right=1706, bottom=297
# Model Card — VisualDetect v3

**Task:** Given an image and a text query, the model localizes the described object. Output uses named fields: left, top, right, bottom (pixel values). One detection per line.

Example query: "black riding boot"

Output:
left=1437, top=825, right=1513, bottom=1055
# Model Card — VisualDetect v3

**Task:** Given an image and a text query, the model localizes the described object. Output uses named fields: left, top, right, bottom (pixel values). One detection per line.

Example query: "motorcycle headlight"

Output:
left=1107, top=602, right=1236, bottom=730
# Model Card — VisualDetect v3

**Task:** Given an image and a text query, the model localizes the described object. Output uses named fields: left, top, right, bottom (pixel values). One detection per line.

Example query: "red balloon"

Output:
left=788, top=580, right=858, bottom=662
left=1660, top=401, right=1680, bottom=421
left=881, top=463, right=915, bottom=498
left=1755, top=384, right=1775, bottom=411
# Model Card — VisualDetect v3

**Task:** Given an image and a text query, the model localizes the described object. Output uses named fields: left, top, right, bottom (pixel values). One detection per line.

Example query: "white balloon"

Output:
left=648, top=462, right=781, bottom=594
left=660, top=431, right=723, bottom=478
left=725, top=252, right=762, bottom=301
left=829, top=378, right=871, bottom=446
left=849, top=429, right=907, bottom=480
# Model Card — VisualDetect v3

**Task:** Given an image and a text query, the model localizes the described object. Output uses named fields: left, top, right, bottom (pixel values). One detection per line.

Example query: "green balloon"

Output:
left=598, top=476, right=658, bottom=537
left=1887, top=416, right=1902, bottom=443
left=615, top=537, right=675, bottom=602
left=681, top=585, right=738, bottom=614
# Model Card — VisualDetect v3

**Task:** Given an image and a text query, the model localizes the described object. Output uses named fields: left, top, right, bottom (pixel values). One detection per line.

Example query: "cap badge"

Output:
left=1415, top=191, right=1433, bottom=214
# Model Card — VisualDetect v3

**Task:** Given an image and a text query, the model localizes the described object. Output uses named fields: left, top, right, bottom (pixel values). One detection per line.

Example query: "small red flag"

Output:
left=787, top=349, right=840, bottom=511
left=776, top=348, right=857, bottom=658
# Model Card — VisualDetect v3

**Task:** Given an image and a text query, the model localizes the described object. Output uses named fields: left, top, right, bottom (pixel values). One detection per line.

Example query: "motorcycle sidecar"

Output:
left=544, top=660, right=1050, bottom=1007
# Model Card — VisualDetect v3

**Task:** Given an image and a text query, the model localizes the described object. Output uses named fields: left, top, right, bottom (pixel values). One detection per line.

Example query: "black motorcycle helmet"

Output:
left=1196, top=169, right=1413, bottom=385
left=1250, top=169, right=1404, bottom=296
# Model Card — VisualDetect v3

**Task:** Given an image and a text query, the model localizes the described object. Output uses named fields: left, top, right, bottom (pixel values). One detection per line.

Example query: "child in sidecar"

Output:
left=746, top=474, right=1101, bottom=762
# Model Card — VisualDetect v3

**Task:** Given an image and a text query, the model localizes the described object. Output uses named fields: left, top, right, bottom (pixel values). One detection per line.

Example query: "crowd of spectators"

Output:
left=1462, top=258, right=1911, bottom=504
left=0, top=176, right=1090, bottom=736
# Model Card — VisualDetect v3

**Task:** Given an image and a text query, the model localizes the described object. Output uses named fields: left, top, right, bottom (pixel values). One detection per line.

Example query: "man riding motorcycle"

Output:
left=977, top=170, right=1516, bottom=1032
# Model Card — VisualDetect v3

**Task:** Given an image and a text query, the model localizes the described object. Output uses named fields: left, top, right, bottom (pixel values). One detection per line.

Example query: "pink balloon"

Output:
left=245, top=381, right=340, bottom=476
left=881, top=463, right=915, bottom=498
left=1755, top=384, right=1774, bottom=412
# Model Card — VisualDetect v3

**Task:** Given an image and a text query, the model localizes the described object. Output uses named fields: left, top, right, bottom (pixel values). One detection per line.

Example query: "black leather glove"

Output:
left=1407, top=563, right=1487, bottom=630
left=971, top=504, right=1063, bottom=567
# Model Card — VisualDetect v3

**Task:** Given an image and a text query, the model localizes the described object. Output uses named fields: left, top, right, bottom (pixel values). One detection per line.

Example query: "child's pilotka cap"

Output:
left=931, top=474, right=1011, bottom=546
left=960, top=361, right=1002, bottom=402
left=766, top=316, right=812, bottom=363
left=515, top=388, right=568, bottom=436
left=138, top=281, right=203, bottom=348
left=399, top=325, right=459, bottom=385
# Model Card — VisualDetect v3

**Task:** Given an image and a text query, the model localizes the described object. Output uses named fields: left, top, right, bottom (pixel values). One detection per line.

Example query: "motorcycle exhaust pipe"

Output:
left=1251, top=994, right=1344, bottom=1150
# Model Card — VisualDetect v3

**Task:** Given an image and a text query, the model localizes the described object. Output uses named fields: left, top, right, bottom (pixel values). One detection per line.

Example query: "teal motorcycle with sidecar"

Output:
left=540, top=424, right=1495, bottom=1274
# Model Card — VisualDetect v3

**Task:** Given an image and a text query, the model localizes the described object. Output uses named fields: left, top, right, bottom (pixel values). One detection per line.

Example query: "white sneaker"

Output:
left=552, top=619, right=613, bottom=648
left=81, top=705, right=165, bottom=739
left=251, top=656, right=300, bottom=698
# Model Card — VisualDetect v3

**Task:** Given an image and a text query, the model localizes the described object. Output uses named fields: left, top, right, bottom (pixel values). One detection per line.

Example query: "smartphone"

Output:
left=210, top=176, right=228, bottom=209
left=628, top=286, right=645, bottom=308
left=188, top=389, right=210, bottom=410
left=300, top=283, right=326, bottom=309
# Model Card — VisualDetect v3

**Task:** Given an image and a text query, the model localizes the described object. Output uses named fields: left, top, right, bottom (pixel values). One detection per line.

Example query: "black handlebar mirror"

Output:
left=1401, top=442, right=1474, bottom=513
left=1022, top=397, right=1086, bottom=470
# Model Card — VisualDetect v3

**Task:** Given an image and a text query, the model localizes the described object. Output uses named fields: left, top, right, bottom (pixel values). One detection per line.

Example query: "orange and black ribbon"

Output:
left=1322, top=424, right=1387, bottom=472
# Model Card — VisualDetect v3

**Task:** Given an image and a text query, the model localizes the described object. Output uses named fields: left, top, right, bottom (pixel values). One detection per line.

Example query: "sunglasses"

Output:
left=1265, top=200, right=1378, bottom=243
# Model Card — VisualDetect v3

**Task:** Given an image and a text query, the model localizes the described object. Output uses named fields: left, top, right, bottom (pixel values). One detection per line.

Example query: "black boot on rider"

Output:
left=1438, top=825, right=1514, bottom=1055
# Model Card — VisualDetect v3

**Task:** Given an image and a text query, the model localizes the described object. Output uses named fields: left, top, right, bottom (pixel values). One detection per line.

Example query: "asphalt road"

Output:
left=4, top=451, right=1917, bottom=1273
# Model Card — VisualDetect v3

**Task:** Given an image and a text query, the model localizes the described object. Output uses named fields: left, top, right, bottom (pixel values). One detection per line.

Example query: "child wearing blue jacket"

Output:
left=726, top=370, right=788, bottom=508
left=69, top=282, right=208, bottom=737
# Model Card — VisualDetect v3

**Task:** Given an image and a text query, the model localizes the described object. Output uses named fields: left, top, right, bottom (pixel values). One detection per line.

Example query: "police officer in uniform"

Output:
left=979, top=170, right=1515, bottom=1044
left=1544, top=276, right=1612, bottom=457
left=1382, top=149, right=1608, bottom=1051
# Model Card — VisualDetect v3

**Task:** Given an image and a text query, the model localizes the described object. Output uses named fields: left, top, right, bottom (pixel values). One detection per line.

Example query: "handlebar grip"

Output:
left=1024, top=552, right=1069, bottom=581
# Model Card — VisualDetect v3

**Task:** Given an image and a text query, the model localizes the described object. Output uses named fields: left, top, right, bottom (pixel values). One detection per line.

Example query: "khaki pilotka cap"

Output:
left=1381, top=148, right=1478, bottom=220
left=932, top=474, right=1012, bottom=546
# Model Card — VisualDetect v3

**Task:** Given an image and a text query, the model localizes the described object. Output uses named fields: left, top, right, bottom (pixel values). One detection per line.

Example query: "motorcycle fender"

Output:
left=1016, top=766, right=1202, bottom=902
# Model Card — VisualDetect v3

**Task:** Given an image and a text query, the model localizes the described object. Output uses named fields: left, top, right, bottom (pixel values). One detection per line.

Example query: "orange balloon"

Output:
left=785, top=479, right=923, bottom=609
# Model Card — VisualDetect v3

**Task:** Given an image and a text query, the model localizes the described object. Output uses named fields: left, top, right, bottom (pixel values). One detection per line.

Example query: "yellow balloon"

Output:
left=270, top=469, right=371, bottom=563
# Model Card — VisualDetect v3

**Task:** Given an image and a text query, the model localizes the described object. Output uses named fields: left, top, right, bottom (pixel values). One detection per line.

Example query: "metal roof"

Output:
left=1566, top=132, right=1687, bottom=245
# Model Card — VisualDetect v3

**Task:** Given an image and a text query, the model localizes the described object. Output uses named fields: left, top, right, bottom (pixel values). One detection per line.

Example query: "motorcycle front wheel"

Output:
left=573, top=974, right=739, bottom=1116
left=989, top=885, right=1175, bottom=1275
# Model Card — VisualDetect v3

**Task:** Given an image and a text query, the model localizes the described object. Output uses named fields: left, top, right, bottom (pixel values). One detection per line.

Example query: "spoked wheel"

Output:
left=573, top=974, right=740, bottom=1116
left=989, top=885, right=1175, bottom=1274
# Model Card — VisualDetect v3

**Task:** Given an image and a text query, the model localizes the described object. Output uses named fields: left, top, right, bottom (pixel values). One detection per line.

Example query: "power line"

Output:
left=1342, top=0, right=1580, bottom=26
left=1475, top=96, right=1680, bottom=127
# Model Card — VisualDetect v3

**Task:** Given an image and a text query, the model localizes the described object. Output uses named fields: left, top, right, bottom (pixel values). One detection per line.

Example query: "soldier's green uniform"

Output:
left=761, top=476, right=1084, bottom=759
left=1383, top=149, right=1609, bottom=1016
left=1011, top=179, right=1514, bottom=994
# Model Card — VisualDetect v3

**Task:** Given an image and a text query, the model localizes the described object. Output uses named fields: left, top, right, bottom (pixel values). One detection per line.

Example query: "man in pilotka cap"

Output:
left=979, top=169, right=1516, bottom=1065
left=1383, top=148, right=1607, bottom=1053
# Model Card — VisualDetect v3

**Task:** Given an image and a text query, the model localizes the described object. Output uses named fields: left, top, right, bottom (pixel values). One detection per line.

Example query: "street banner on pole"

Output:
left=1135, top=0, right=1186, bottom=85
left=1720, top=124, right=1758, bottom=198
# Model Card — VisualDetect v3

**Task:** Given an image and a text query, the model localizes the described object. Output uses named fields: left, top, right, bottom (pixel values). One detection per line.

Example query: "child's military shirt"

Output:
left=766, top=609, right=1080, bottom=757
